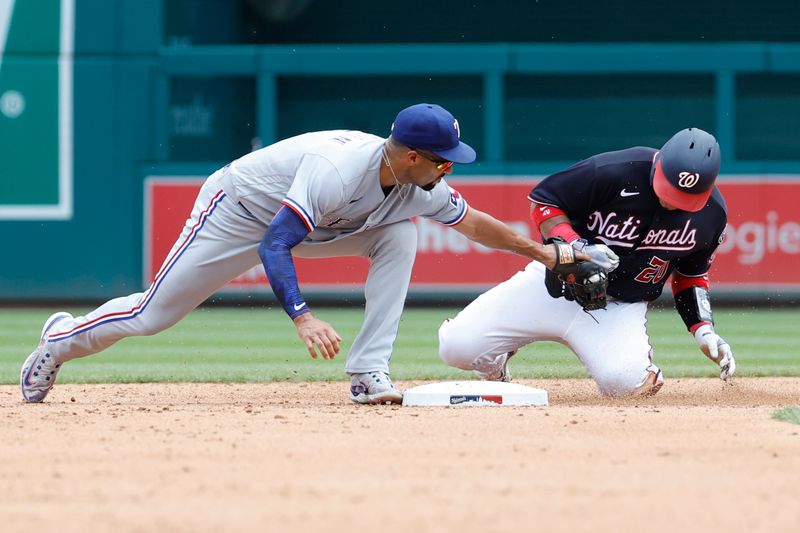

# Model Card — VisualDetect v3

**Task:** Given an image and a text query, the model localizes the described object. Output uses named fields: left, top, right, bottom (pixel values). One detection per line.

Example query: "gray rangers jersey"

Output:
left=220, top=130, right=468, bottom=241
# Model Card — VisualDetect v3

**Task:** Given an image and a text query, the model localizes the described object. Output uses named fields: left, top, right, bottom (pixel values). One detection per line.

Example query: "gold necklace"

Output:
left=382, top=146, right=408, bottom=199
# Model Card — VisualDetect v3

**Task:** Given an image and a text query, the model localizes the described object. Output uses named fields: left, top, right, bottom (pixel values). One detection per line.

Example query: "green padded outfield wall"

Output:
left=0, top=0, right=65, bottom=215
left=165, top=0, right=800, bottom=44
left=1, top=0, right=799, bottom=301
left=0, top=0, right=161, bottom=299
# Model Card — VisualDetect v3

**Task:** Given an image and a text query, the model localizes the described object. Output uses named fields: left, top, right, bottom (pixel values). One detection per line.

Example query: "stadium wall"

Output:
left=1, top=1, right=798, bottom=303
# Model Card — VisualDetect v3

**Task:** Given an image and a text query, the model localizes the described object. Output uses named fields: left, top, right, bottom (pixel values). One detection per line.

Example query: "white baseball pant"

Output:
left=438, top=261, right=661, bottom=395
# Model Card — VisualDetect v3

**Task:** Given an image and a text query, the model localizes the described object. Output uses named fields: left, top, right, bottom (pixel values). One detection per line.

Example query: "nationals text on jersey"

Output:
left=586, top=211, right=642, bottom=246
left=639, top=220, right=698, bottom=251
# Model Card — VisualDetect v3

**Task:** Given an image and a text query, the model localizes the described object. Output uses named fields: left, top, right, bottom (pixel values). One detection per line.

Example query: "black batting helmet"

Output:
left=652, top=128, right=721, bottom=212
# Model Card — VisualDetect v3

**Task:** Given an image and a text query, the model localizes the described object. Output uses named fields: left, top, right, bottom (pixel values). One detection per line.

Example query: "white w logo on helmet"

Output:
left=677, top=172, right=700, bottom=188
left=453, top=119, right=460, bottom=138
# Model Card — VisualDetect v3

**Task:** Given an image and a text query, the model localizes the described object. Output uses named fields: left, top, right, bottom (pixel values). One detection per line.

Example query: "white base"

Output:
left=402, top=381, right=548, bottom=407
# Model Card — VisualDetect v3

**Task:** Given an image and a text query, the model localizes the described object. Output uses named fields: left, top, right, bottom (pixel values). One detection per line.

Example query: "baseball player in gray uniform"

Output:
left=21, top=103, right=582, bottom=405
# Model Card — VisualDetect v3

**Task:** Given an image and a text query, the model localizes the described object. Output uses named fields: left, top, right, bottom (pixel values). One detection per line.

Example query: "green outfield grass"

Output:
left=1, top=306, right=799, bottom=384
left=772, top=408, right=800, bottom=425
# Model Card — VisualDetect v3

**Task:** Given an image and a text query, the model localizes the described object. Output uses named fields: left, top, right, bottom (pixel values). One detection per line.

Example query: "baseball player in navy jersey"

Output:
left=439, top=128, right=736, bottom=396
left=21, top=103, right=586, bottom=405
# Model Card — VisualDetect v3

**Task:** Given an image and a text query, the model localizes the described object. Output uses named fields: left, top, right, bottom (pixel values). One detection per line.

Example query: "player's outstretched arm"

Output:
left=452, top=208, right=581, bottom=268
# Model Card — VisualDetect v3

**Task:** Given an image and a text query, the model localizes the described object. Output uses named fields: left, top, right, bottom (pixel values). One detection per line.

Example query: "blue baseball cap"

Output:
left=390, top=103, right=477, bottom=164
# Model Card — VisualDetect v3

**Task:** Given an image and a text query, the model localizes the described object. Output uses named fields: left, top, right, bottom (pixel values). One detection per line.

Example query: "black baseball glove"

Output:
left=546, top=238, right=609, bottom=311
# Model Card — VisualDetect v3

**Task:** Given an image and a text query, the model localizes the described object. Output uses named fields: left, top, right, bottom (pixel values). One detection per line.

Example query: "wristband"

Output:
left=531, top=204, right=568, bottom=226
left=548, top=223, right=580, bottom=244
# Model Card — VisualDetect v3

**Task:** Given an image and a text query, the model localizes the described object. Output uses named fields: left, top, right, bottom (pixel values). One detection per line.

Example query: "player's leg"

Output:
left=21, top=175, right=265, bottom=401
left=38, top=179, right=263, bottom=364
left=438, top=261, right=570, bottom=379
left=292, top=221, right=416, bottom=404
left=293, top=220, right=417, bottom=374
left=564, top=301, right=663, bottom=396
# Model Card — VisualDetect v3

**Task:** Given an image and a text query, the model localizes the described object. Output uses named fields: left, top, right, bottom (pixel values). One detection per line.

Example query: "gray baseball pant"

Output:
left=44, top=172, right=417, bottom=375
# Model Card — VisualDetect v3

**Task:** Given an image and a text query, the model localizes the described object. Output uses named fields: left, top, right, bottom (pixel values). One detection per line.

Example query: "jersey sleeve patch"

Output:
left=441, top=187, right=468, bottom=225
left=442, top=204, right=469, bottom=226
left=531, top=203, right=568, bottom=226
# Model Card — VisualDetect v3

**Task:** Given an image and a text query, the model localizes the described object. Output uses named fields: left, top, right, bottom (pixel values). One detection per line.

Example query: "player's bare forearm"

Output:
left=454, top=209, right=556, bottom=266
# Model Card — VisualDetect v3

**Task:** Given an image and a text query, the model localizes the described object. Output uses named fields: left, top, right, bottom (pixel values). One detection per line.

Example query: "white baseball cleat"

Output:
left=20, top=312, right=73, bottom=403
left=474, top=350, right=517, bottom=382
left=349, top=371, right=403, bottom=405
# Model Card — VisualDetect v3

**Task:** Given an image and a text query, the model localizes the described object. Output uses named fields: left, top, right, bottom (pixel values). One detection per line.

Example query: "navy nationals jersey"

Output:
left=530, top=147, right=728, bottom=302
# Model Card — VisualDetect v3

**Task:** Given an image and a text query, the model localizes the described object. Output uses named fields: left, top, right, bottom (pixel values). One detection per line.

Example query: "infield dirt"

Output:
left=2, top=378, right=799, bottom=533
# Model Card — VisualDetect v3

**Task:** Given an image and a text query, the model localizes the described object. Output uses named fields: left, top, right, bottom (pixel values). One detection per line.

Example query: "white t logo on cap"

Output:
left=678, top=172, right=700, bottom=188
left=453, top=119, right=460, bottom=138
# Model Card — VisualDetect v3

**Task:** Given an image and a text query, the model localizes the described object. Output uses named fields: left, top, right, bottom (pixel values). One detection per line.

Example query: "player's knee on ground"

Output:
left=593, top=367, right=664, bottom=397
left=437, top=319, right=478, bottom=370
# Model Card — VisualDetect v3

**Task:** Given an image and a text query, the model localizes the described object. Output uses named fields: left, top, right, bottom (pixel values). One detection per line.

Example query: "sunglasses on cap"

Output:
left=410, top=148, right=454, bottom=172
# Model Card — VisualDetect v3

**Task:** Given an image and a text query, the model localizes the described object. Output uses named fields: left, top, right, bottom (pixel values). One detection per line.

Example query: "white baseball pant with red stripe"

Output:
left=44, top=170, right=418, bottom=374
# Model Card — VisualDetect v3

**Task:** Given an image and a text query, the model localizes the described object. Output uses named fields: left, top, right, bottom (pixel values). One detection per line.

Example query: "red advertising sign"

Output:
left=714, top=180, right=800, bottom=289
left=144, top=177, right=800, bottom=292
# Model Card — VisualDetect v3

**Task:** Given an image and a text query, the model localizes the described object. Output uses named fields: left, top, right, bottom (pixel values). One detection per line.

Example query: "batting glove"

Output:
left=572, top=239, right=620, bottom=273
left=693, top=324, right=736, bottom=381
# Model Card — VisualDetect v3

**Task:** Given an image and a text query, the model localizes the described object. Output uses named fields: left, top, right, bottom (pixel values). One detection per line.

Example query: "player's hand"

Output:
left=293, top=313, right=342, bottom=360
left=572, top=239, right=620, bottom=272
left=694, top=324, right=736, bottom=380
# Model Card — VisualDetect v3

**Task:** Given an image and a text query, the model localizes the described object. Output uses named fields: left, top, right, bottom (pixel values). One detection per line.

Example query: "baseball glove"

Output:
left=546, top=238, right=609, bottom=311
